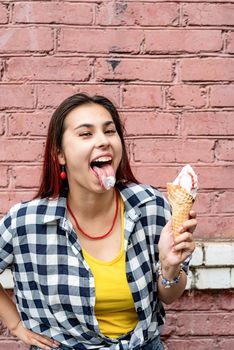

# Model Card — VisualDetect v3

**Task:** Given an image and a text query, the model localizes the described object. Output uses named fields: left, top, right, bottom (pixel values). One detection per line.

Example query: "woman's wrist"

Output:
left=8, top=319, right=22, bottom=332
left=157, top=261, right=183, bottom=288
left=158, top=255, right=181, bottom=280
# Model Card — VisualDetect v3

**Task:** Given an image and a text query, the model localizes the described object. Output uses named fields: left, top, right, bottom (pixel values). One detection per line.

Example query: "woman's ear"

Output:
left=57, top=149, right=66, bottom=165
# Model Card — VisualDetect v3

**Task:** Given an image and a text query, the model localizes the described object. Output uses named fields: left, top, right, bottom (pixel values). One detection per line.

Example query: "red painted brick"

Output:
left=133, top=139, right=214, bottom=163
left=132, top=166, right=181, bottom=189
left=0, top=341, right=24, bottom=350
left=12, top=166, right=41, bottom=188
left=164, top=339, right=215, bottom=350
left=123, top=85, right=162, bottom=108
left=217, top=290, right=234, bottom=310
left=0, top=140, right=44, bottom=162
left=182, top=112, right=234, bottom=136
left=123, top=112, right=178, bottom=136
left=176, top=313, right=234, bottom=335
left=6, top=57, right=91, bottom=81
left=217, top=339, right=234, bottom=350
left=0, top=85, right=34, bottom=109
left=197, top=166, right=234, bottom=190
left=133, top=165, right=234, bottom=192
left=181, top=58, right=234, bottom=82
left=59, top=29, right=143, bottom=53
left=215, top=140, right=234, bottom=161
left=210, top=85, right=234, bottom=107
left=0, top=114, right=5, bottom=135
left=12, top=2, right=93, bottom=24
left=0, top=191, right=36, bottom=215
left=216, top=191, right=234, bottom=213
left=0, top=3, right=8, bottom=24
left=0, top=28, right=53, bottom=52
left=8, top=112, right=51, bottom=137
left=96, top=2, right=179, bottom=26
left=95, top=59, right=173, bottom=82
left=227, top=31, right=234, bottom=53
left=0, top=320, right=8, bottom=336
left=193, top=192, right=214, bottom=215
left=145, top=30, right=222, bottom=53
left=183, top=4, right=234, bottom=26
left=0, top=165, right=8, bottom=187
left=165, top=290, right=219, bottom=311
left=167, top=85, right=206, bottom=108
left=196, top=215, right=234, bottom=238
left=160, top=313, right=176, bottom=336
left=36, top=84, right=120, bottom=108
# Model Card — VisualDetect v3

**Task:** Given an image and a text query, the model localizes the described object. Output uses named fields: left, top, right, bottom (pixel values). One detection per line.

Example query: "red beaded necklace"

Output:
left=67, top=190, right=119, bottom=240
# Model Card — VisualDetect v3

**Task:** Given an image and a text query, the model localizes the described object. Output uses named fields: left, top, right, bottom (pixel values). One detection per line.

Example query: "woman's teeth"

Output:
left=93, top=156, right=112, bottom=163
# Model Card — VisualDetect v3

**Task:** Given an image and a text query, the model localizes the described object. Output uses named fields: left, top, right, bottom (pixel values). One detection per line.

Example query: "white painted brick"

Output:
left=0, top=269, right=14, bottom=289
left=195, top=267, right=231, bottom=289
left=231, top=268, right=234, bottom=288
left=204, top=242, right=234, bottom=266
left=190, top=244, right=203, bottom=266
left=185, top=270, right=193, bottom=289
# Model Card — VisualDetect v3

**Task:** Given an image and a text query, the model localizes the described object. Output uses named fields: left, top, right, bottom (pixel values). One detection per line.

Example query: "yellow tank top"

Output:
left=82, top=199, right=138, bottom=338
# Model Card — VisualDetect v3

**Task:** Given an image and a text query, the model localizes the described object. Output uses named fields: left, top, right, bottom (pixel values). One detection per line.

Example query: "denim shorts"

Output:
left=30, top=336, right=164, bottom=350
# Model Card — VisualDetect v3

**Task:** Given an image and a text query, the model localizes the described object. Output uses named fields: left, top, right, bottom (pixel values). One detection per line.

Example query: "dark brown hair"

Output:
left=35, top=93, right=138, bottom=198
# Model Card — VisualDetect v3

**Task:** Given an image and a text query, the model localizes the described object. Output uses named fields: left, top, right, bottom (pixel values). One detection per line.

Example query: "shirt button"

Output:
left=127, top=273, right=133, bottom=282
left=137, top=307, right=142, bottom=313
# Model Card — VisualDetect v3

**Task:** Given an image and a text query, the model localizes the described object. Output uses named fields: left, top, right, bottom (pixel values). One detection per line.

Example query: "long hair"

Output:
left=35, top=93, right=138, bottom=199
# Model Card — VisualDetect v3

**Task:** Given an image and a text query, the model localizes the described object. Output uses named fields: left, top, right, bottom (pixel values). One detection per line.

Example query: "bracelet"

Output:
left=157, top=261, right=183, bottom=289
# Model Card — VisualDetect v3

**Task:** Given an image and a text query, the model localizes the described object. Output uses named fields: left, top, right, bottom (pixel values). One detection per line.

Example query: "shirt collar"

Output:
left=41, top=196, right=67, bottom=224
left=41, top=182, right=156, bottom=224
left=117, top=182, right=157, bottom=222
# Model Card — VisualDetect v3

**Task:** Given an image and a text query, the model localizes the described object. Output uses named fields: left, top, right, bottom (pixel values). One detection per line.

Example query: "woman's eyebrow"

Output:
left=74, top=121, right=114, bottom=130
left=74, top=123, right=93, bottom=130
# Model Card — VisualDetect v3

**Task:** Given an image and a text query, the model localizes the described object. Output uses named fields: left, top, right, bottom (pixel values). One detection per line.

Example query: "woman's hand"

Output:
left=11, top=321, right=60, bottom=350
left=158, top=210, right=197, bottom=267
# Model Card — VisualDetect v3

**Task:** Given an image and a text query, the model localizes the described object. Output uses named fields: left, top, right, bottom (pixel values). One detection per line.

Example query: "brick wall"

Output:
left=0, top=1, right=233, bottom=349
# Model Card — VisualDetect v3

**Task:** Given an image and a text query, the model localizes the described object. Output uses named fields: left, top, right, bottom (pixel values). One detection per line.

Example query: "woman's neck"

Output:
left=67, top=187, right=116, bottom=219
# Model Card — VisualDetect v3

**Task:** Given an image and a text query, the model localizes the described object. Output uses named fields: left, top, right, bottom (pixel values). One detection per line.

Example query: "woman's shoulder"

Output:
left=118, top=181, right=164, bottom=199
left=3, top=196, right=66, bottom=225
left=117, top=181, right=169, bottom=209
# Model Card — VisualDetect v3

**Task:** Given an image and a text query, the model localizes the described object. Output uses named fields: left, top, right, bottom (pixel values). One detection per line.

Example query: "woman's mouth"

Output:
left=90, top=156, right=113, bottom=170
left=90, top=156, right=116, bottom=189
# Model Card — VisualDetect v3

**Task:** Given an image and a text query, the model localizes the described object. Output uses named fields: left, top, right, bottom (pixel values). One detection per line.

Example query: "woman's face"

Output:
left=58, top=103, right=123, bottom=193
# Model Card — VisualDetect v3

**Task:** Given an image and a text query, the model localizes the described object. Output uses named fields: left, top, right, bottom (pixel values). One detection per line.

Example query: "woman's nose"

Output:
left=95, top=132, right=110, bottom=148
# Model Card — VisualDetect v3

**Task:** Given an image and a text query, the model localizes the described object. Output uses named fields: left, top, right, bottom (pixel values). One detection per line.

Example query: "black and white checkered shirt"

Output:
left=0, top=183, right=180, bottom=350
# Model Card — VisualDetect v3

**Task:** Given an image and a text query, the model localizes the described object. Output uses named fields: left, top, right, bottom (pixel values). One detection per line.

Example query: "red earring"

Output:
left=60, top=165, right=67, bottom=180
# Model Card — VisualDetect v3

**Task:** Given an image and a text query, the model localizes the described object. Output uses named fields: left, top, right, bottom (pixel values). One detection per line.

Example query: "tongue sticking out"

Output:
left=93, top=164, right=116, bottom=190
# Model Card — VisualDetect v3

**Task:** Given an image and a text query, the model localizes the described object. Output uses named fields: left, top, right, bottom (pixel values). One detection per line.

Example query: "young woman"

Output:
left=0, top=93, right=196, bottom=350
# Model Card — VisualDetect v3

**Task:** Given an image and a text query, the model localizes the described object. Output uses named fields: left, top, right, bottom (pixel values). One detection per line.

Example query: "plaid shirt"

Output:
left=0, top=183, right=176, bottom=350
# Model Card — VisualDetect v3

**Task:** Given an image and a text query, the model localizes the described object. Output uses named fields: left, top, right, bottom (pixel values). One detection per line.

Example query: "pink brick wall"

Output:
left=0, top=1, right=233, bottom=349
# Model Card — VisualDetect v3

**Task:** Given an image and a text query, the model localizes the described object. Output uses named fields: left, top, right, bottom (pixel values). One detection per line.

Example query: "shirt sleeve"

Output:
left=0, top=210, right=14, bottom=273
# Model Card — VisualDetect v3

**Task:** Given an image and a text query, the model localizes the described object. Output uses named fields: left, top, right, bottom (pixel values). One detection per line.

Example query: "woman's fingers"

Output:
left=174, top=231, right=193, bottom=243
left=30, top=333, right=59, bottom=349
left=13, top=323, right=60, bottom=350
left=174, top=240, right=195, bottom=253
left=179, top=217, right=197, bottom=234
left=174, top=231, right=195, bottom=254
left=189, top=210, right=197, bottom=219
left=28, top=333, right=59, bottom=349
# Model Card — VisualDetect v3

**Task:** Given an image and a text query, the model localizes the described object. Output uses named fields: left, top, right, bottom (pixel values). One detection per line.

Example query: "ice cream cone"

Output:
left=167, top=183, right=194, bottom=239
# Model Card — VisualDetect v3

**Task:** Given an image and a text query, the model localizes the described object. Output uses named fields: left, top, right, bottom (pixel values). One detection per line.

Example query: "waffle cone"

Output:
left=167, top=183, right=194, bottom=239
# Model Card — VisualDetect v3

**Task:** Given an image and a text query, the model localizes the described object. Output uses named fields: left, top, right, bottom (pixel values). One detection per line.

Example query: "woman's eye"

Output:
left=105, top=129, right=116, bottom=134
left=80, top=132, right=92, bottom=137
